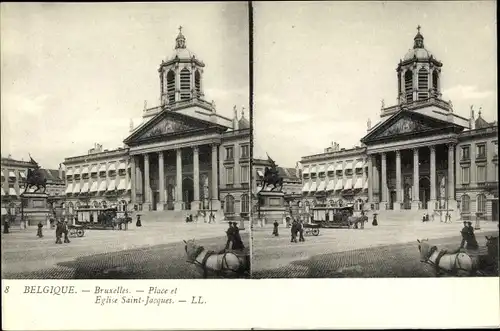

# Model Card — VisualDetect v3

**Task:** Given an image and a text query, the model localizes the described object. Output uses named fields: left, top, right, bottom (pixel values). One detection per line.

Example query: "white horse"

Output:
left=183, top=239, right=249, bottom=278
left=417, top=239, right=478, bottom=276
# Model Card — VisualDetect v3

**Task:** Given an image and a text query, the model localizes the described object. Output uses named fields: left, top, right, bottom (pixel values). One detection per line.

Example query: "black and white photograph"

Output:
left=252, top=1, right=498, bottom=278
left=1, top=2, right=250, bottom=279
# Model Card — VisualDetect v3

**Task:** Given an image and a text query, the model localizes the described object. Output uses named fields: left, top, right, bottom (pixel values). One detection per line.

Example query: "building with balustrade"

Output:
left=298, top=27, right=498, bottom=220
left=1, top=156, right=65, bottom=218
left=62, top=28, right=250, bottom=220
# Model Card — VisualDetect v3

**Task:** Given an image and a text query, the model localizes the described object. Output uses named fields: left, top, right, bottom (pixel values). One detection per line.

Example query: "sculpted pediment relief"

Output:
left=139, top=117, right=205, bottom=140
left=372, top=116, right=437, bottom=139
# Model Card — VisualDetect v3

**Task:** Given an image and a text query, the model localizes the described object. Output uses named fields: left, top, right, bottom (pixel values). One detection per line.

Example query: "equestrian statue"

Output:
left=23, top=155, right=47, bottom=193
left=260, top=153, right=284, bottom=192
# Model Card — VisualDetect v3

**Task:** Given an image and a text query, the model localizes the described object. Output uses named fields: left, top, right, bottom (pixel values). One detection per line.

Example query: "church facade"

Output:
left=299, top=27, right=498, bottom=220
left=63, top=28, right=250, bottom=219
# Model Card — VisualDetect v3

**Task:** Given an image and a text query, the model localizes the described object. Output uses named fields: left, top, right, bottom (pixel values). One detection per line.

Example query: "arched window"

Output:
left=241, top=194, right=249, bottom=213
left=461, top=194, right=470, bottom=213
left=477, top=194, right=487, bottom=213
left=225, top=195, right=235, bottom=214
left=75, top=202, right=81, bottom=209
left=167, top=70, right=175, bottom=104
left=404, top=70, right=413, bottom=102
left=432, top=69, right=439, bottom=91
left=298, top=201, right=302, bottom=208
left=92, top=201, right=99, bottom=208
left=194, top=70, right=201, bottom=96
left=121, top=200, right=128, bottom=212
left=355, top=198, right=364, bottom=211
left=418, top=68, right=428, bottom=100
left=180, top=68, right=191, bottom=100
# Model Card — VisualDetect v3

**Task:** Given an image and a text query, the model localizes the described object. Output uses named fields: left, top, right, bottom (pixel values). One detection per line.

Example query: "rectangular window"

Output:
left=240, top=145, right=249, bottom=158
left=461, top=167, right=470, bottom=184
left=225, top=167, right=234, bottom=185
left=493, top=141, right=498, bottom=157
left=240, top=166, right=249, bottom=183
left=476, top=143, right=486, bottom=159
left=476, top=165, right=486, bottom=183
left=225, top=147, right=234, bottom=160
left=461, top=146, right=470, bottom=160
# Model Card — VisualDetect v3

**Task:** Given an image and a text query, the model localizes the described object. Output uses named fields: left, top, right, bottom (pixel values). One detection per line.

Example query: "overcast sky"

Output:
left=253, top=1, right=497, bottom=167
left=1, top=2, right=249, bottom=169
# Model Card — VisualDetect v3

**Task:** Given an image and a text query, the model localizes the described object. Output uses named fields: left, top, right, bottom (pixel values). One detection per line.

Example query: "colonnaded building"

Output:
left=62, top=29, right=250, bottom=221
left=300, top=27, right=498, bottom=221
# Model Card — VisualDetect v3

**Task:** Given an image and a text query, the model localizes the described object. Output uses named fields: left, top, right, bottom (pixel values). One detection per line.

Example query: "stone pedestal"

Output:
left=393, top=202, right=401, bottom=211
left=254, top=191, right=286, bottom=225
left=20, top=192, right=50, bottom=226
left=190, top=201, right=201, bottom=211
left=411, top=201, right=420, bottom=210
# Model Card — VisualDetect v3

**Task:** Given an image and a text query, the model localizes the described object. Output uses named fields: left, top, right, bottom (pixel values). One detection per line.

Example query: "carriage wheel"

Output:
left=76, top=229, right=84, bottom=237
left=69, top=229, right=77, bottom=237
left=312, top=228, right=319, bottom=236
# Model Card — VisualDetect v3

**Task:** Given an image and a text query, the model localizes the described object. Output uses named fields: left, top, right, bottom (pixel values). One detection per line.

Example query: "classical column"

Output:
left=394, top=150, right=402, bottom=210
left=143, top=153, right=151, bottom=210
left=158, top=151, right=165, bottom=211
left=412, top=148, right=420, bottom=210
left=211, top=144, right=221, bottom=211
left=380, top=153, right=388, bottom=210
left=367, top=155, right=373, bottom=208
left=174, top=148, right=183, bottom=211
left=448, top=143, right=456, bottom=210
left=135, top=156, right=143, bottom=205
left=191, top=146, right=200, bottom=210
left=130, top=157, right=137, bottom=204
left=429, top=146, right=437, bottom=211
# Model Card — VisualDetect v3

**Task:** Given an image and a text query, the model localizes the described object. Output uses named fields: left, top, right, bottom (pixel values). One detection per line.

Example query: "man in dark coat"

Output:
left=231, top=223, right=245, bottom=250
left=460, top=221, right=468, bottom=248
left=37, top=221, right=44, bottom=238
left=55, top=220, right=63, bottom=244
left=136, top=214, right=142, bottom=227
left=298, top=220, right=305, bottom=242
left=290, top=221, right=298, bottom=243
left=272, top=220, right=279, bottom=237
left=466, top=221, right=479, bottom=250
left=63, top=221, right=70, bottom=243
left=225, top=222, right=234, bottom=249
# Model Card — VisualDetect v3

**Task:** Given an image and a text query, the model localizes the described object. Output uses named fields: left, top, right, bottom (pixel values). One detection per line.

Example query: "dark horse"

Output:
left=260, top=167, right=284, bottom=192
left=24, top=168, right=47, bottom=193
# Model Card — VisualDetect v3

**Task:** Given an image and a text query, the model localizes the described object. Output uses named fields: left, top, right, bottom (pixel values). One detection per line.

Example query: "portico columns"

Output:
left=130, top=157, right=137, bottom=204
left=174, top=149, right=183, bottom=211
left=447, top=143, right=456, bottom=210
left=380, top=153, right=388, bottom=210
left=191, top=146, right=200, bottom=211
left=411, top=148, right=420, bottom=210
left=367, top=156, right=373, bottom=209
left=429, top=146, right=437, bottom=211
left=143, top=153, right=151, bottom=210
left=158, top=151, right=166, bottom=211
left=394, top=150, right=402, bottom=210
left=211, top=144, right=221, bottom=211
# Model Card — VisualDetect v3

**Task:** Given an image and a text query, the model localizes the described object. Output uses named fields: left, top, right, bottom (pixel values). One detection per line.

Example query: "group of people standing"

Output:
left=460, top=221, right=479, bottom=250
left=225, top=222, right=245, bottom=250
left=272, top=218, right=305, bottom=243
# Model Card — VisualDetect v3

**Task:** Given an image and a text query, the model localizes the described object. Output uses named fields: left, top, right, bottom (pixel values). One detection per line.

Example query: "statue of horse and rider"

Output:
left=259, top=154, right=284, bottom=192
left=23, top=155, right=47, bottom=194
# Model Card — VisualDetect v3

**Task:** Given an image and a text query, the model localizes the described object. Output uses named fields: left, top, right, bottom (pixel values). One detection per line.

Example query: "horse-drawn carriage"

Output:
left=74, top=207, right=126, bottom=230
left=303, top=223, right=320, bottom=236
left=311, top=205, right=367, bottom=229
left=68, top=224, right=85, bottom=237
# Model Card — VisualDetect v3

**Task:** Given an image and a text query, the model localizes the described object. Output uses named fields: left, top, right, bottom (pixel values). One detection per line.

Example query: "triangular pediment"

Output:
left=124, top=109, right=227, bottom=145
left=361, top=110, right=463, bottom=144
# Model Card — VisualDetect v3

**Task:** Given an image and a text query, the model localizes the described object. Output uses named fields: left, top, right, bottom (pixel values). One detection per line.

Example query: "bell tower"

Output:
left=396, top=26, right=443, bottom=105
left=158, top=26, right=206, bottom=108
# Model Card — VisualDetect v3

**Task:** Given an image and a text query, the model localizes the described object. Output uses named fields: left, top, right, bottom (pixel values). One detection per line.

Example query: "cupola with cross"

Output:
left=396, top=26, right=443, bottom=105
left=158, top=26, right=205, bottom=107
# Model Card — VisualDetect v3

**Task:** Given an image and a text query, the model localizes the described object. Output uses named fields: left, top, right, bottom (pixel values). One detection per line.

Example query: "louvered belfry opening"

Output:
left=404, top=70, right=413, bottom=102
left=180, top=68, right=191, bottom=100
left=417, top=68, right=428, bottom=100
left=166, top=70, right=175, bottom=104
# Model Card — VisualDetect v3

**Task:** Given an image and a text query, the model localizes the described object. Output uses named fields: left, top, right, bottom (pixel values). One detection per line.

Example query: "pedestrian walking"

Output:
left=298, top=220, right=305, bottom=242
left=372, top=213, right=378, bottom=226
left=63, top=221, right=70, bottom=243
left=466, top=221, right=479, bottom=250
left=55, top=220, right=63, bottom=244
left=37, top=221, right=44, bottom=238
left=231, top=222, right=245, bottom=250
left=136, top=214, right=142, bottom=227
left=272, top=220, right=279, bottom=236
left=290, top=220, right=298, bottom=243
left=3, top=217, right=10, bottom=234
left=460, top=221, right=468, bottom=248
left=225, top=222, right=234, bottom=249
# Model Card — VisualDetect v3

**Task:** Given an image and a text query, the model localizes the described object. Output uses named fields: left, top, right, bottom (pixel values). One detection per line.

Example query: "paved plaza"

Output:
left=1, top=219, right=249, bottom=279
left=252, top=217, right=499, bottom=278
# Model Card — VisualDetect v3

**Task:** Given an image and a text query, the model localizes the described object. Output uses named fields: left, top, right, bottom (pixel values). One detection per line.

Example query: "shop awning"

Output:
left=302, top=182, right=310, bottom=192
left=73, top=168, right=81, bottom=176
left=107, top=180, right=116, bottom=191
left=9, top=171, right=16, bottom=178
left=72, top=183, right=81, bottom=194
left=257, top=170, right=264, bottom=178
left=302, top=167, right=310, bottom=175
left=344, top=162, right=353, bottom=171
left=335, top=163, right=343, bottom=171
left=90, top=165, right=98, bottom=174
left=65, top=184, right=73, bottom=195
left=335, top=180, right=343, bottom=191
left=363, top=179, right=369, bottom=190
left=1, top=187, right=5, bottom=196
left=127, top=163, right=131, bottom=169
left=1, top=207, right=7, bottom=215
left=118, top=162, right=126, bottom=170
left=309, top=181, right=318, bottom=192
left=66, top=168, right=73, bottom=176
left=343, top=178, right=353, bottom=190
left=126, top=181, right=131, bottom=191
left=89, top=181, right=98, bottom=193
left=310, top=166, right=317, bottom=174
left=80, top=182, right=89, bottom=193
left=317, top=181, right=326, bottom=191
left=8, top=187, right=17, bottom=196
left=108, top=163, right=116, bottom=172
left=98, top=164, right=107, bottom=172
left=326, top=180, right=335, bottom=191
left=327, top=164, right=335, bottom=172
left=81, top=166, right=89, bottom=174
left=98, top=181, right=107, bottom=192
left=353, top=177, right=363, bottom=189
left=1, top=170, right=4, bottom=178
left=318, top=165, right=326, bottom=173
left=117, top=178, right=126, bottom=190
